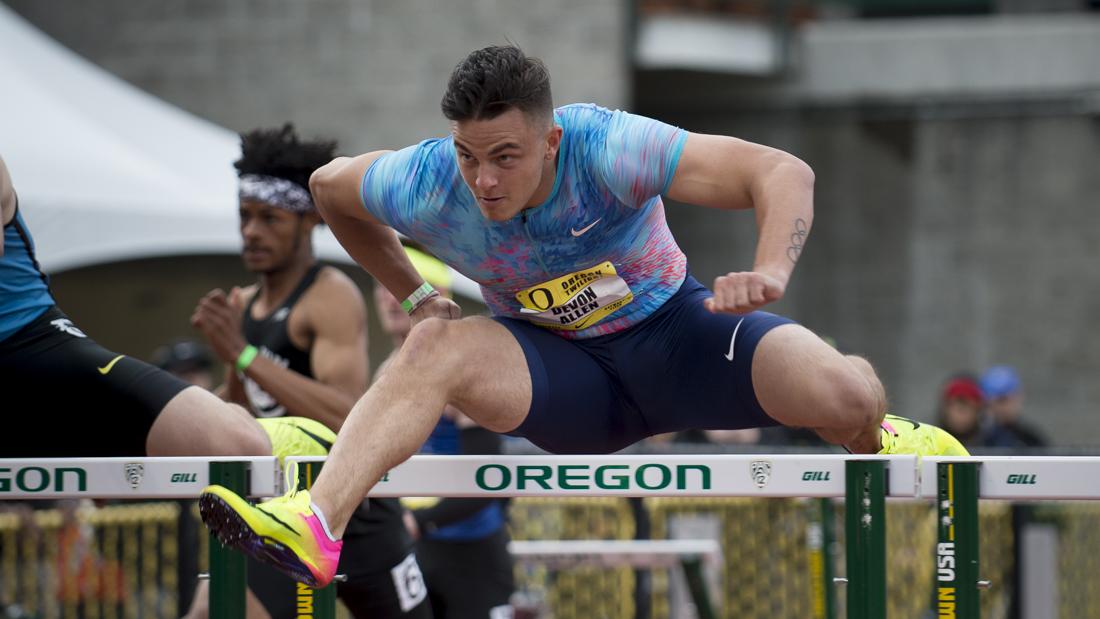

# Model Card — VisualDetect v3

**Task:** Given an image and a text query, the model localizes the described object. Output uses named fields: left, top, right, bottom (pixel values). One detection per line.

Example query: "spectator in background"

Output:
left=151, top=339, right=215, bottom=389
left=936, top=374, right=987, bottom=448
left=980, top=365, right=1046, bottom=448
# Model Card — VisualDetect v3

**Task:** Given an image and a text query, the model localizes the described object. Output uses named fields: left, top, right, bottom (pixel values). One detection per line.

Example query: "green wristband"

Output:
left=236, top=344, right=259, bottom=372
left=401, top=282, right=436, bottom=314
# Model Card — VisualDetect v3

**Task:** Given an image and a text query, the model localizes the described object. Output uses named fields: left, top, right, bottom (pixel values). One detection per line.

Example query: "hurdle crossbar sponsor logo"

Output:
left=801, top=470, right=832, bottom=481
left=474, top=463, right=712, bottom=492
left=0, top=466, right=87, bottom=493
left=1006, top=473, right=1036, bottom=485
left=170, top=473, right=198, bottom=483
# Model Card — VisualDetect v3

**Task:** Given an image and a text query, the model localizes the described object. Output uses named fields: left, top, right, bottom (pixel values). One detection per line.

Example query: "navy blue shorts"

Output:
left=494, top=275, right=795, bottom=454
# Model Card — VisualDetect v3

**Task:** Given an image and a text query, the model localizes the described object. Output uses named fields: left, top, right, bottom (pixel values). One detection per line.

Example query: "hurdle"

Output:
left=0, top=454, right=911, bottom=618
left=921, top=456, right=1100, bottom=619
left=14, top=455, right=1100, bottom=619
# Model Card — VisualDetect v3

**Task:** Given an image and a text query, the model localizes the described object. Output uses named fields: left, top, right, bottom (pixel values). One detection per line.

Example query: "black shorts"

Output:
left=0, top=306, right=189, bottom=457
left=496, top=275, right=794, bottom=454
left=248, top=538, right=432, bottom=619
left=417, top=529, right=514, bottom=619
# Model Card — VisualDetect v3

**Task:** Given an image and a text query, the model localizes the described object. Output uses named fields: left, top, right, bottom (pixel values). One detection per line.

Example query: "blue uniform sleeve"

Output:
left=359, top=144, right=420, bottom=230
left=595, top=109, right=688, bottom=208
left=359, top=138, right=458, bottom=232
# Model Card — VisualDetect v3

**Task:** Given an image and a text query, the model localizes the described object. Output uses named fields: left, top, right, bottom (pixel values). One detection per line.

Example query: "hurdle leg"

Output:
left=298, top=461, right=338, bottom=619
left=845, top=460, right=886, bottom=619
left=209, top=461, right=249, bottom=619
left=936, top=462, right=980, bottom=619
left=679, top=555, right=717, bottom=619
left=808, top=498, right=838, bottom=619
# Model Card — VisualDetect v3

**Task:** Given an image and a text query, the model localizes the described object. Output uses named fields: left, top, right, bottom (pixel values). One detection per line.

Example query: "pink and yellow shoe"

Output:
left=199, top=462, right=342, bottom=588
left=878, top=414, right=970, bottom=457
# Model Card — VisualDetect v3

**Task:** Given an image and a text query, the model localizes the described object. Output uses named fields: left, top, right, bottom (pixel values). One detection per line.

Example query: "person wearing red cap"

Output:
left=936, top=374, right=987, bottom=448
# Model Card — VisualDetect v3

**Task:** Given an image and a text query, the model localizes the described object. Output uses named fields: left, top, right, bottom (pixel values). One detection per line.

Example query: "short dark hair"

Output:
left=234, top=123, right=337, bottom=190
left=440, top=45, right=553, bottom=124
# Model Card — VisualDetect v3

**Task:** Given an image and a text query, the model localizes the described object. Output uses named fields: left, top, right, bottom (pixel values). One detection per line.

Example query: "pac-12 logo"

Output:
left=750, top=461, right=772, bottom=488
left=123, top=463, right=144, bottom=489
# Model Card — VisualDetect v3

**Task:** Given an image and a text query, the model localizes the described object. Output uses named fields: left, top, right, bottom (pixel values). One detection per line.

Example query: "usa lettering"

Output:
left=937, top=542, right=956, bottom=581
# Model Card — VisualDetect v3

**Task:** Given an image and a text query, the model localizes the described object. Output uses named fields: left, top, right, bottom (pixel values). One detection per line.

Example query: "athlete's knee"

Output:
left=227, top=405, right=272, bottom=455
left=400, top=317, right=469, bottom=369
left=824, top=360, right=884, bottom=429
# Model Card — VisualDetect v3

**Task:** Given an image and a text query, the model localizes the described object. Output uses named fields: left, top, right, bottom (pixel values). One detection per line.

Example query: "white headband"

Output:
left=238, top=174, right=314, bottom=213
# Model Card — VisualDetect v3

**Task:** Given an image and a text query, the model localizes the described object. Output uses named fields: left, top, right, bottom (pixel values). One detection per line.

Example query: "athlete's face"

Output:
left=451, top=108, right=562, bottom=222
left=238, top=200, right=314, bottom=273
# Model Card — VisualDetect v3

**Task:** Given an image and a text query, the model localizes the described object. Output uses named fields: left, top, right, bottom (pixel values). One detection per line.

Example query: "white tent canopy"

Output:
left=0, top=4, right=481, bottom=300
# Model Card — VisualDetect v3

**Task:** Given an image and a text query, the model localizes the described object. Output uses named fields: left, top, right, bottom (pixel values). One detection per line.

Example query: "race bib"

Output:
left=515, top=261, right=633, bottom=331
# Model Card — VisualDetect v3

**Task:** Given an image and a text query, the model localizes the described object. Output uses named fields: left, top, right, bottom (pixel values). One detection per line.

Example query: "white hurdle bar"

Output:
left=6, top=454, right=1100, bottom=619
left=290, top=453, right=919, bottom=498
left=6, top=454, right=1097, bottom=500
left=920, top=456, right=1100, bottom=500
left=0, top=456, right=280, bottom=499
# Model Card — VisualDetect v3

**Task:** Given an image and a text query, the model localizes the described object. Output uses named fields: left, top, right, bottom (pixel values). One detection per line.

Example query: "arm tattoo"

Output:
left=786, top=218, right=808, bottom=264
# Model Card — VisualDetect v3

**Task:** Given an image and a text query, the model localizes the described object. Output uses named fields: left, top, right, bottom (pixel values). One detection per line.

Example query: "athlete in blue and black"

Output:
left=0, top=155, right=260, bottom=458
left=198, top=45, right=968, bottom=590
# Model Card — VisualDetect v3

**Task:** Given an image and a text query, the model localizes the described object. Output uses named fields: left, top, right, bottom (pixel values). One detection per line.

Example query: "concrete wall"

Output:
left=636, top=95, right=1100, bottom=446
left=632, top=13, right=1100, bottom=445
left=6, top=0, right=627, bottom=152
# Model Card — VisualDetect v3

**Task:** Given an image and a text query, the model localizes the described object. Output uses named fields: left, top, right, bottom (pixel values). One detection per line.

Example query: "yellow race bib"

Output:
left=515, top=261, right=633, bottom=331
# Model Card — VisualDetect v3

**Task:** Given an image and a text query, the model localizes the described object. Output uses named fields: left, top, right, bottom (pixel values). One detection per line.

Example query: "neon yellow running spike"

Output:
left=199, top=462, right=342, bottom=588
left=878, top=414, right=970, bottom=457
left=256, top=417, right=335, bottom=466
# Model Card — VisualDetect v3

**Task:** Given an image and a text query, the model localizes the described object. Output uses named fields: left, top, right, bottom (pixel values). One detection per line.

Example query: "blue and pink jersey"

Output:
left=360, top=103, right=688, bottom=339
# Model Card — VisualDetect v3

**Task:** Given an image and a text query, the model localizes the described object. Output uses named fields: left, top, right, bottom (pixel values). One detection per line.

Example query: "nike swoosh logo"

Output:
left=297, top=426, right=334, bottom=453
left=570, top=218, right=602, bottom=237
left=723, top=319, right=744, bottom=362
left=256, top=507, right=302, bottom=537
left=98, top=355, right=125, bottom=375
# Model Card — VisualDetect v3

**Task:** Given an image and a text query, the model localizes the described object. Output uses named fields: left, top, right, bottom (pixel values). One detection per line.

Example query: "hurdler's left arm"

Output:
left=666, top=133, right=815, bottom=314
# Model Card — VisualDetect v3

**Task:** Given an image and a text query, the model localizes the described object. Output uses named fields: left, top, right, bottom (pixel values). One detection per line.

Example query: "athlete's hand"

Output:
left=191, top=289, right=249, bottom=364
left=409, top=295, right=462, bottom=327
left=705, top=271, right=786, bottom=315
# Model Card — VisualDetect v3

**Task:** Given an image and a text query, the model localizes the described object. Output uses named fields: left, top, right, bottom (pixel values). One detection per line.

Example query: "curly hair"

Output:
left=234, top=123, right=337, bottom=190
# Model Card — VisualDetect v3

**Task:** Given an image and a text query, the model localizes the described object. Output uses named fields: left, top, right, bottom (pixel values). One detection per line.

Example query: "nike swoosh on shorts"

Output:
left=724, top=319, right=744, bottom=362
left=98, top=355, right=125, bottom=375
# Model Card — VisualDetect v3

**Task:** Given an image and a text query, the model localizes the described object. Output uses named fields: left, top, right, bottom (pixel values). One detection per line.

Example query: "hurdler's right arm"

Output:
left=309, top=152, right=424, bottom=301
